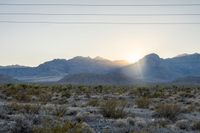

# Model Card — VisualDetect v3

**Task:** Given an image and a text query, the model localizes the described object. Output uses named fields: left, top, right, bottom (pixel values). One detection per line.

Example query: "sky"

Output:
left=0, top=0, right=200, bottom=66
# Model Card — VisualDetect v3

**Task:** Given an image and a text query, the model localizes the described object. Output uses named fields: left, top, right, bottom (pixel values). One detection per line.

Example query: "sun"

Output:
left=126, top=54, right=142, bottom=63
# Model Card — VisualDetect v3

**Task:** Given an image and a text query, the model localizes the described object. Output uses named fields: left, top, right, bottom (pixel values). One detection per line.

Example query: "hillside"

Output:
left=0, top=74, right=17, bottom=83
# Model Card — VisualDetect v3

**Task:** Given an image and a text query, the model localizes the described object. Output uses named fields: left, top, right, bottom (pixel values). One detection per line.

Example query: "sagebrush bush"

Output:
left=87, top=99, right=99, bottom=107
left=136, top=97, right=150, bottom=108
left=155, top=104, right=181, bottom=120
left=101, top=99, right=127, bottom=119
left=32, top=122, right=80, bottom=133
left=32, top=121, right=94, bottom=133
left=8, top=102, right=40, bottom=114
left=61, top=91, right=71, bottom=99
left=53, top=105, right=67, bottom=117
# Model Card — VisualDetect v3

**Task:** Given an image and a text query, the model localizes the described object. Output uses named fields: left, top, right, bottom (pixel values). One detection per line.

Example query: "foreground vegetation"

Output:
left=0, top=84, right=200, bottom=133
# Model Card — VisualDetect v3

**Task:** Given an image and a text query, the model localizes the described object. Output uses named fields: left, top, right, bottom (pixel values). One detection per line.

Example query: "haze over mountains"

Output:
left=0, top=53, right=200, bottom=84
left=0, top=56, right=128, bottom=83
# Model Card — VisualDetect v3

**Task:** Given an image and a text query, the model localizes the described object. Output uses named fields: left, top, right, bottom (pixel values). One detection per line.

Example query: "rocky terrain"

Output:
left=0, top=84, right=200, bottom=133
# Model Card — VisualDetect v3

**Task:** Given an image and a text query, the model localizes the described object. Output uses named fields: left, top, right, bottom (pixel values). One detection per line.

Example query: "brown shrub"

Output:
left=101, top=99, right=127, bottom=119
left=155, top=104, right=181, bottom=120
left=136, top=97, right=150, bottom=108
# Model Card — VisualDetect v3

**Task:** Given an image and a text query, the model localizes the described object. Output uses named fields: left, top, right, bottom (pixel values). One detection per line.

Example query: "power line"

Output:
left=1, top=13, right=200, bottom=16
left=0, top=3, right=200, bottom=6
left=0, top=21, right=200, bottom=24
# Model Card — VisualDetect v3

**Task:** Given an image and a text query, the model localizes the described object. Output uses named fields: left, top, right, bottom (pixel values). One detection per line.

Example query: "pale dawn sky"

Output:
left=0, top=0, right=200, bottom=66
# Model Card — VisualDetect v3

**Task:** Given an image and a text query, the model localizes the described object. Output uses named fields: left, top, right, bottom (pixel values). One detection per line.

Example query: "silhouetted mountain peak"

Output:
left=190, top=53, right=200, bottom=58
left=72, top=56, right=91, bottom=59
left=138, top=53, right=162, bottom=66
left=0, top=65, right=28, bottom=69
left=69, top=56, right=92, bottom=62
left=143, top=53, right=160, bottom=60
left=175, top=53, right=189, bottom=58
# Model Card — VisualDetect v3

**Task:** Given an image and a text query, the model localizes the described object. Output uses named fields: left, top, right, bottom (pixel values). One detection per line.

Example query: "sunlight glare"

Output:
left=126, top=54, right=142, bottom=63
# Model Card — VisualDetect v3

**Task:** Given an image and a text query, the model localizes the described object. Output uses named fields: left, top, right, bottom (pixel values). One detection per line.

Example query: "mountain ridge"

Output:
left=0, top=56, right=128, bottom=82
left=0, top=53, right=199, bottom=84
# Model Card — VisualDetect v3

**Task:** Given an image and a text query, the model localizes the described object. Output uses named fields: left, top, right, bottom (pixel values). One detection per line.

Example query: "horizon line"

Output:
left=0, top=52, right=199, bottom=67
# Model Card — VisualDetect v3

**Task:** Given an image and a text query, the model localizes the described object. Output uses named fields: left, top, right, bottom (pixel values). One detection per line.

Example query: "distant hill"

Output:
left=0, top=74, right=17, bottom=83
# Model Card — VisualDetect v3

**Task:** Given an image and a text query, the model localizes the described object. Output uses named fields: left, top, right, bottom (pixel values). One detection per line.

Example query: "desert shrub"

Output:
left=8, top=102, right=40, bottom=114
left=61, top=91, right=71, bottom=99
left=135, top=87, right=151, bottom=97
left=87, top=99, right=99, bottom=107
left=176, top=120, right=189, bottom=130
left=32, top=121, right=94, bottom=133
left=34, top=124, right=72, bottom=133
left=179, top=92, right=194, bottom=98
left=53, top=105, right=67, bottom=117
left=185, top=104, right=196, bottom=113
left=136, top=97, right=150, bottom=108
left=192, top=121, right=200, bottom=130
left=155, top=104, right=181, bottom=120
left=12, top=118, right=32, bottom=133
left=39, top=93, right=52, bottom=104
left=22, top=104, right=41, bottom=114
left=131, top=131, right=149, bottom=133
left=32, top=122, right=76, bottom=133
left=14, top=93, right=32, bottom=102
left=101, top=99, right=127, bottom=119
left=1, top=84, right=53, bottom=102
left=151, top=91, right=165, bottom=98
left=152, top=119, right=170, bottom=128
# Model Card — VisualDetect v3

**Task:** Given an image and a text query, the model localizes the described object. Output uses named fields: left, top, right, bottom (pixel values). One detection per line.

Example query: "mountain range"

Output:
left=0, top=53, right=200, bottom=84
